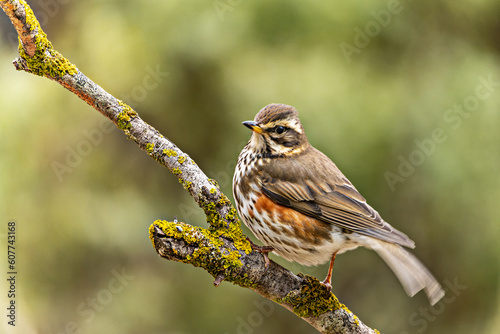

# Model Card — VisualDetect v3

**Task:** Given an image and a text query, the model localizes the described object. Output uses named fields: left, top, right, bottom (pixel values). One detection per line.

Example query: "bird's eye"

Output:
left=275, top=126, right=285, bottom=134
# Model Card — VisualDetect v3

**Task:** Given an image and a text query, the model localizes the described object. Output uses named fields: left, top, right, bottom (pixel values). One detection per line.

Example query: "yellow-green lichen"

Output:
left=172, top=167, right=182, bottom=175
left=18, top=2, right=77, bottom=77
left=177, top=155, right=186, bottom=164
left=149, top=220, right=253, bottom=286
left=179, top=179, right=192, bottom=191
left=198, top=194, right=251, bottom=255
left=339, top=303, right=360, bottom=327
left=208, top=178, right=219, bottom=187
left=116, top=102, right=137, bottom=130
left=275, top=274, right=342, bottom=317
left=120, top=101, right=138, bottom=117
left=163, top=149, right=178, bottom=157
left=146, top=143, right=155, bottom=154
left=117, top=111, right=131, bottom=130
left=149, top=183, right=254, bottom=287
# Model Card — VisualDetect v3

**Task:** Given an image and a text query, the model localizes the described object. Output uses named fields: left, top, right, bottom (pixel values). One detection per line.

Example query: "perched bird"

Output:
left=232, top=103, right=445, bottom=305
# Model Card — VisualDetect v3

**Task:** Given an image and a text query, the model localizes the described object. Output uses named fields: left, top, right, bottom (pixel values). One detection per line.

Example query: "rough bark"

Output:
left=0, top=1, right=379, bottom=333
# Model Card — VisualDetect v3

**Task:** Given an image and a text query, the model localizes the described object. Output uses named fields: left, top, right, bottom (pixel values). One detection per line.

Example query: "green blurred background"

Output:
left=1, top=1, right=499, bottom=333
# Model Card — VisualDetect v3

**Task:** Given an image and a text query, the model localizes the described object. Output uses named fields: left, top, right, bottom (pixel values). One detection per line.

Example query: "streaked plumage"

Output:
left=233, top=103, right=445, bottom=305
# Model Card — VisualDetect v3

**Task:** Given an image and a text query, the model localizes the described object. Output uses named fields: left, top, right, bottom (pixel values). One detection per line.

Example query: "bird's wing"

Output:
left=260, top=148, right=415, bottom=248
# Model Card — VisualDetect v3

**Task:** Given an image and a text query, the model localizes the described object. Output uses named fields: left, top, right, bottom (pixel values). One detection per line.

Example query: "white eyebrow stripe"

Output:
left=263, top=118, right=303, bottom=134
left=287, top=118, right=303, bottom=134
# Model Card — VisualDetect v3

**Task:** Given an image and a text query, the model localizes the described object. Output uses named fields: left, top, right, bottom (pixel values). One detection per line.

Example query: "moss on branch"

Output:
left=149, top=220, right=254, bottom=287
left=276, top=274, right=343, bottom=318
left=15, top=0, right=77, bottom=78
left=150, top=219, right=380, bottom=333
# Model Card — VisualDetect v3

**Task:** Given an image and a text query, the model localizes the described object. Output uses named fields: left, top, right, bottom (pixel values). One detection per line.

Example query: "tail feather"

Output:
left=363, top=237, right=445, bottom=305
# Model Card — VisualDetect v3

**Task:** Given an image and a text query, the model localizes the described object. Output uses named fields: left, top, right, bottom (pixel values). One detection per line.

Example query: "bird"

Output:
left=232, top=103, right=445, bottom=305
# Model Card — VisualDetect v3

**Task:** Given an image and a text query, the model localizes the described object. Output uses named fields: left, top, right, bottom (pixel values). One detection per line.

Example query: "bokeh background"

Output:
left=1, top=1, right=499, bottom=333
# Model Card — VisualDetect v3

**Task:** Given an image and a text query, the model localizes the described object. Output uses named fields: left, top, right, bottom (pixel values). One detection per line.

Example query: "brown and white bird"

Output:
left=232, top=103, right=445, bottom=305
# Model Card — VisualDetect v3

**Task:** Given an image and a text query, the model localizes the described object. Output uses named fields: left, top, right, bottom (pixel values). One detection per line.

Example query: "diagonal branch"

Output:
left=1, top=1, right=379, bottom=333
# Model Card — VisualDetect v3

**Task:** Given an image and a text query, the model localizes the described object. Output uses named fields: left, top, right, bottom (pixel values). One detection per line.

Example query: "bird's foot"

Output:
left=320, top=279, right=332, bottom=292
left=246, top=237, right=274, bottom=267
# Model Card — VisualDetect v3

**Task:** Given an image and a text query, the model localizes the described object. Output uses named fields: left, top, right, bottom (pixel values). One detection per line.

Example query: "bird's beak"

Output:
left=242, top=121, right=264, bottom=134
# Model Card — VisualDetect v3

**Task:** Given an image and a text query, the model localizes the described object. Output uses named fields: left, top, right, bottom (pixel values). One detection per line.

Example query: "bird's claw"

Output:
left=246, top=237, right=274, bottom=268
left=320, top=280, right=332, bottom=292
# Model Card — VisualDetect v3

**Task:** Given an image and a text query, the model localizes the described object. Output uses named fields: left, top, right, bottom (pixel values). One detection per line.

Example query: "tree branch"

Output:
left=150, top=221, right=378, bottom=334
left=1, top=1, right=379, bottom=333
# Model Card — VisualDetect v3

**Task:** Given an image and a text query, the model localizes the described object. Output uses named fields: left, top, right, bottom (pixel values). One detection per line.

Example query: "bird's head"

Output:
left=243, top=104, right=310, bottom=157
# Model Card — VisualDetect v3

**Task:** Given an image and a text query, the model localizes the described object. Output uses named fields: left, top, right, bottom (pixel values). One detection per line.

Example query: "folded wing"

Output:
left=260, top=147, right=415, bottom=248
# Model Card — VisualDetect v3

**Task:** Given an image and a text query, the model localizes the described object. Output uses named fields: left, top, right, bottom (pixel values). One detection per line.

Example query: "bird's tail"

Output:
left=364, top=237, right=445, bottom=305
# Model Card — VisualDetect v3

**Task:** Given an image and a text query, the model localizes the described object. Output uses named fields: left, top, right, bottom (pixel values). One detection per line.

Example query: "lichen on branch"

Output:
left=150, top=221, right=379, bottom=334
left=2, top=0, right=77, bottom=77
left=149, top=220, right=254, bottom=287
